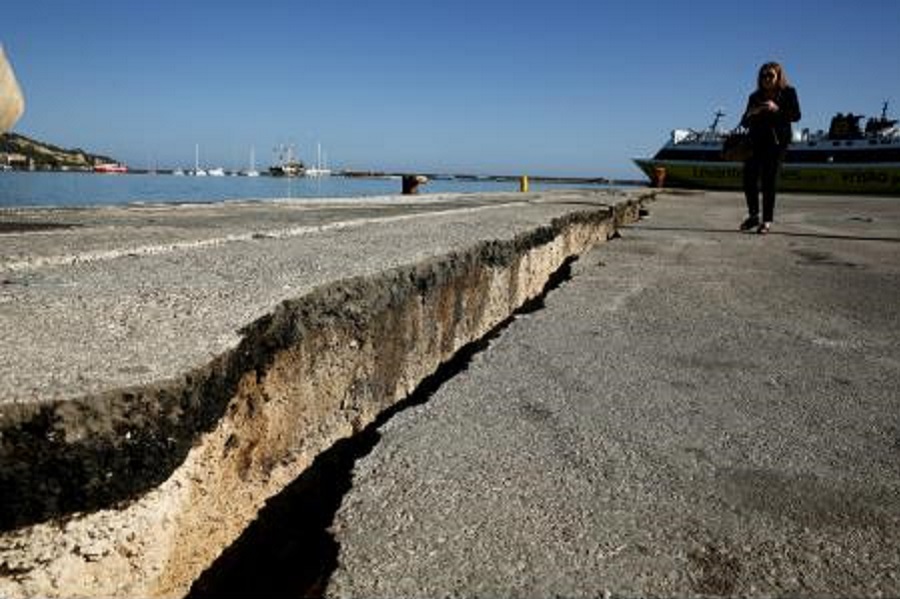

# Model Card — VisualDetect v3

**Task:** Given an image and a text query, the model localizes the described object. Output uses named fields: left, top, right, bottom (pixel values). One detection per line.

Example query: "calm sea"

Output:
left=0, top=172, right=609, bottom=209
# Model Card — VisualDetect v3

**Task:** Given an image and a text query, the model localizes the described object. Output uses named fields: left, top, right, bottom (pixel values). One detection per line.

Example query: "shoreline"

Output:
left=0, top=173, right=646, bottom=211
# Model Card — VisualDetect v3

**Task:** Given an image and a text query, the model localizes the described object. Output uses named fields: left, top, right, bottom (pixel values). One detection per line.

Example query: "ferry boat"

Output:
left=93, top=162, right=128, bottom=173
left=634, top=103, right=900, bottom=194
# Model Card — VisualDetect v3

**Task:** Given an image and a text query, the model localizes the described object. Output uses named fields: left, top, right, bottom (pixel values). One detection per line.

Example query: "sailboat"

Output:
left=191, top=144, right=207, bottom=176
left=241, top=146, right=260, bottom=177
left=305, top=142, right=332, bottom=177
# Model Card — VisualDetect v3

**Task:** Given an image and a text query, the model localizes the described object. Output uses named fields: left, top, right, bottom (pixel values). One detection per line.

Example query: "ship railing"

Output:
left=671, top=128, right=727, bottom=145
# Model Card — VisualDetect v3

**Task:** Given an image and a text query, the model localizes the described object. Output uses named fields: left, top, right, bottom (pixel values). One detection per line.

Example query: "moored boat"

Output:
left=634, top=103, right=900, bottom=194
left=269, top=161, right=304, bottom=177
left=93, top=162, right=128, bottom=173
left=240, top=146, right=260, bottom=177
left=269, top=143, right=305, bottom=177
left=305, top=142, right=331, bottom=177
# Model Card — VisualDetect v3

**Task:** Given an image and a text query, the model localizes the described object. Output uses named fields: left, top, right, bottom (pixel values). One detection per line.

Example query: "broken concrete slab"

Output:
left=0, top=189, right=647, bottom=598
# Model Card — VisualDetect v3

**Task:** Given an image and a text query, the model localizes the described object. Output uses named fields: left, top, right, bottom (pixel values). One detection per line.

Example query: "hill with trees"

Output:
left=0, top=132, right=118, bottom=170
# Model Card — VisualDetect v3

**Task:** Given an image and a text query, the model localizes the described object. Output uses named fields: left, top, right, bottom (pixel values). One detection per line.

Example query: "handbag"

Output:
left=721, top=129, right=753, bottom=162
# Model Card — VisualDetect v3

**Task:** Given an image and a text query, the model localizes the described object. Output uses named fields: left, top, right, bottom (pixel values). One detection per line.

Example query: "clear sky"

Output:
left=4, top=0, right=900, bottom=178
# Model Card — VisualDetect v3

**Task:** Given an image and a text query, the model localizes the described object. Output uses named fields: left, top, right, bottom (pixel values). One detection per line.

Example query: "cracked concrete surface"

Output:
left=325, top=190, right=900, bottom=598
left=0, top=189, right=643, bottom=598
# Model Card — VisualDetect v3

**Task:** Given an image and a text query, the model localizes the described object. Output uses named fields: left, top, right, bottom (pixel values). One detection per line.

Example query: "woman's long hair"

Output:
left=757, top=62, right=789, bottom=92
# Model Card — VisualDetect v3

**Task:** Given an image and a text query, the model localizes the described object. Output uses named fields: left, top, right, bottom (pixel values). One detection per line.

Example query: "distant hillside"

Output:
left=0, top=132, right=118, bottom=169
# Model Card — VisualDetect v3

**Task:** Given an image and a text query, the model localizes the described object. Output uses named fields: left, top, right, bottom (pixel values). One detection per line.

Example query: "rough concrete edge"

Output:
left=0, top=197, right=650, bottom=530
left=0, top=194, right=649, bottom=598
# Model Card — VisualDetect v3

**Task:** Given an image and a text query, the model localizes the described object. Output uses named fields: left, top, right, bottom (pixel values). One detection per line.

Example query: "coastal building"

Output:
left=0, top=151, right=27, bottom=169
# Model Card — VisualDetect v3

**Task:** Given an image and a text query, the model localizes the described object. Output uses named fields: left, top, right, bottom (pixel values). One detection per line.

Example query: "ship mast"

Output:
left=710, top=110, right=725, bottom=132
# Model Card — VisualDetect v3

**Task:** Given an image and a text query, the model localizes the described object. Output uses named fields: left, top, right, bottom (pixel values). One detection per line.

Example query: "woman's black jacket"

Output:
left=740, top=86, right=801, bottom=149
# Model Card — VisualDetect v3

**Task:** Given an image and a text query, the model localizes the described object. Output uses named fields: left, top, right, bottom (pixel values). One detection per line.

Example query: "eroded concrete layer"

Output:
left=0, top=196, right=643, bottom=598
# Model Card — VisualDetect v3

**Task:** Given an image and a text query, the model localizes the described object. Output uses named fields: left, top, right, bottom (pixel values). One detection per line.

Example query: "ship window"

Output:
left=832, top=141, right=841, bottom=146
left=870, top=139, right=878, bottom=145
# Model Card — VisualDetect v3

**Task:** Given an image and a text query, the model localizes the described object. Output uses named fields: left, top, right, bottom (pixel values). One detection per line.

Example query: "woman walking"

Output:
left=739, top=62, right=801, bottom=234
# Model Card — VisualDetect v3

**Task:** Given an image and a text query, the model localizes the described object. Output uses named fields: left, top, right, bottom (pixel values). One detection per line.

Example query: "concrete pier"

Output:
left=0, top=189, right=643, bottom=598
left=2, top=188, right=899, bottom=597
left=325, top=190, right=900, bottom=598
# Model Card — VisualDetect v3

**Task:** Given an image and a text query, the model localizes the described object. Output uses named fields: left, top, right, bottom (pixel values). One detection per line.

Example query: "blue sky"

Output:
left=4, top=0, right=900, bottom=178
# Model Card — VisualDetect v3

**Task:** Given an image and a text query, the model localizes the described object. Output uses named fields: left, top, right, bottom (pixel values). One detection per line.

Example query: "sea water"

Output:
left=0, top=172, right=607, bottom=209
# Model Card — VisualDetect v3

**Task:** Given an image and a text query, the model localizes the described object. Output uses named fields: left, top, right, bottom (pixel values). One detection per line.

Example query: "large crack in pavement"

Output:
left=186, top=257, right=576, bottom=598
left=0, top=197, right=644, bottom=598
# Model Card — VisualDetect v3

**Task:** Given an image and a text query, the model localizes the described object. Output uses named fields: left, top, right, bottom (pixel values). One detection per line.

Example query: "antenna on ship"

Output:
left=710, top=109, right=725, bottom=132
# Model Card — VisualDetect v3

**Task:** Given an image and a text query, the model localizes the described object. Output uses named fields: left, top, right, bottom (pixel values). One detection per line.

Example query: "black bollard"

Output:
left=402, top=175, right=427, bottom=195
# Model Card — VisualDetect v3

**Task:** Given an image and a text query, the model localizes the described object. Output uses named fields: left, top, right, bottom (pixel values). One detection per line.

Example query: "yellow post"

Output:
left=653, top=167, right=666, bottom=188
left=519, top=175, right=529, bottom=192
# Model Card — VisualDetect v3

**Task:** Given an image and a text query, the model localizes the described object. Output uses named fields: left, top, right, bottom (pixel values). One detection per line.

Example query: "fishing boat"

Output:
left=93, top=163, right=128, bottom=173
left=269, top=161, right=304, bottom=177
left=269, top=143, right=304, bottom=177
left=634, top=103, right=900, bottom=194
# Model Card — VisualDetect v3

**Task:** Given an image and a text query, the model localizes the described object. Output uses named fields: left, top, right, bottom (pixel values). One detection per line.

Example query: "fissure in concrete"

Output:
left=185, top=259, right=575, bottom=599
left=0, top=199, right=642, bottom=598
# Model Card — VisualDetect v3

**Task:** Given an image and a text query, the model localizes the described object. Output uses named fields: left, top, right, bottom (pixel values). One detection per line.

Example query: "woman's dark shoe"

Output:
left=739, top=216, right=760, bottom=231
left=757, top=222, right=771, bottom=235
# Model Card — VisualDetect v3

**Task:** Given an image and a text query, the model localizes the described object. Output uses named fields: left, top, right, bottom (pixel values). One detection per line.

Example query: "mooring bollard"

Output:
left=519, top=175, right=529, bottom=192
left=402, top=175, right=428, bottom=195
left=653, top=166, right=666, bottom=188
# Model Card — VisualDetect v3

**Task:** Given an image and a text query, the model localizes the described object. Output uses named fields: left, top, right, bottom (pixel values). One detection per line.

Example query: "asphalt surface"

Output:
left=327, top=190, right=900, bottom=598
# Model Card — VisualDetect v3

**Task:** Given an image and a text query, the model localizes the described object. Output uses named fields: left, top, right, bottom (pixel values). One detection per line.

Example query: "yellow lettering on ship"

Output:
left=691, top=166, right=742, bottom=179
left=841, top=171, right=890, bottom=185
